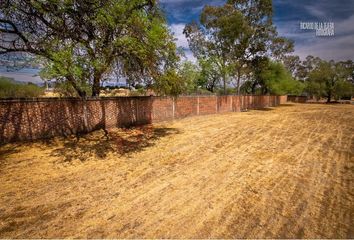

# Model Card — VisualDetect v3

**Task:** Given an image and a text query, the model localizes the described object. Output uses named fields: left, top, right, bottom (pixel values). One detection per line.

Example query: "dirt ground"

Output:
left=0, top=103, right=353, bottom=238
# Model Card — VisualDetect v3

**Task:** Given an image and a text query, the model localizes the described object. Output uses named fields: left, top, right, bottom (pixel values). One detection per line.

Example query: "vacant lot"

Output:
left=0, top=103, right=353, bottom=238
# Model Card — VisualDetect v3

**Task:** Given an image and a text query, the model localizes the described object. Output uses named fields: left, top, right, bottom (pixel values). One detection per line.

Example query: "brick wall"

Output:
left=287, top=95, right=307, bottom=103
left=279, top=95, right=288, bottom=104
left=0, top=95, right=286, bottom=144
left=198, top=96, right=218, bottom=115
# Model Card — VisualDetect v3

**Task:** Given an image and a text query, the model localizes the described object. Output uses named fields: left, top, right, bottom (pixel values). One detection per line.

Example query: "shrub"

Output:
left=0, top=76, right=44, bottom=98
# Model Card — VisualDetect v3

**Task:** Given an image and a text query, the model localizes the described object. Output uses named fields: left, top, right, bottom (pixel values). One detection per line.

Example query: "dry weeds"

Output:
left=0, top=103, right=353, bottom=238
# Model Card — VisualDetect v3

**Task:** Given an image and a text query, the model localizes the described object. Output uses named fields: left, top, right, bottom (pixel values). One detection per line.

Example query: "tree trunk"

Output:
left=66, top=75, right=86, bottom=98
left=223, top=74, right=226, bottom=95
left=327, top=92, right=331, bottom=103
left=251, top=81, right=257, bottom=94
left=207, top=85, right=214, bottom=93
left=77, top=89, right=87, bottom=98
left=92, top=72, right=102, bottom=97
left=236, top=68, right=241, bottom=95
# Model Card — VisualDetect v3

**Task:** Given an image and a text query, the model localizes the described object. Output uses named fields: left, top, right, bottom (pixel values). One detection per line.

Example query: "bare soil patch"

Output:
left=0, top=103, right=353, bottom=238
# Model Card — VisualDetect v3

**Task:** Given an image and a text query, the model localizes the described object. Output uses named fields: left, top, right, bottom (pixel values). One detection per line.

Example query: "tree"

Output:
left=242, top=58, right=303, bottom=95
left=153, top=69, right=185, bottom=96
left=227, top=0, right=293, bottom=94
left=339, top=60, right=354, bottom=84
left=261, top=61, right=304, bottom=95
left=301, top=55, right=322, bottom=81
left=283, top=55, right=302, bottom=80
left=0, top=0, right=179, bottom=97
left=198, top=57, right=223, bottom=93
left=245, top=56, right=270, bottom=94
left=184, top=0, right=293, bottom=95
left=178, top=61, right=201, bottom=94
left=307, top=60, right=353, bottom=102
left=184, top=13, right=233, bottom=94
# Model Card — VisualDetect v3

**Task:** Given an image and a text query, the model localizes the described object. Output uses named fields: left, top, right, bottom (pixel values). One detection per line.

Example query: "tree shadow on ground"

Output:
left=278, top=104, right=294, bottom=107
left=48, top=125, right=180, bottom=163
left=0, top=146, right=20, bottom=159
left=0, top=146, right=21, bottom=167
left=253, top=107, right=275, bottom=111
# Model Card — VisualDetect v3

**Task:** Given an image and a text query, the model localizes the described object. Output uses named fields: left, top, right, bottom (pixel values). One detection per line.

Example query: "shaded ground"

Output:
left=0, top=103, right=353, bottom=238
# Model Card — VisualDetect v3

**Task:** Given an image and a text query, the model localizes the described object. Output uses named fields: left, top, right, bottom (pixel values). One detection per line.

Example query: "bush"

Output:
left=154, top=70, right=185, bottom=96
left=263, top=62, right=304, bottom=95
left=0, top=76, right=44, bottom=98
left=216, top=87, right=236, bottom=95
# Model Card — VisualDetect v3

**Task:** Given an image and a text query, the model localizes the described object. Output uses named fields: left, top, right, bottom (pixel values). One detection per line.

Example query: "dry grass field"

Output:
left=0, top=103, right=353, bottom=238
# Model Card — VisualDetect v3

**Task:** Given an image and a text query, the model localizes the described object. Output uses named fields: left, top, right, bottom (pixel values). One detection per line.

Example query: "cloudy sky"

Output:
left=1, top=0, right=354, bottom=83
left=162, top=0, right=354, bottom=62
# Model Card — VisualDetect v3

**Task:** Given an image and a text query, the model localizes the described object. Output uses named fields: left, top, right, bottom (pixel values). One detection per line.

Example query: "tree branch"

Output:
left=0, top=19, right=29, bottom=44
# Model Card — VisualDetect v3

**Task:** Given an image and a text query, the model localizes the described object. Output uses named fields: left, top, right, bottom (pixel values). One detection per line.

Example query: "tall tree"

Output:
left=302, top=55, right=322, bottom=80
left=283, top=55, right=302, bottom=80
left=198, top=57, right=223, bottom=93
left=0, top=0, right=179, bottom=97
left=184, top=0, right=293, bottom=95
left=183, top=10, right=234, bottom=94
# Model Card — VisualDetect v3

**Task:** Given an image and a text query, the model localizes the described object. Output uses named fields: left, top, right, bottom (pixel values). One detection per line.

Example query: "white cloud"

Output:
left=169, top=24, right=197, bottom=62
left=295, top=14, right=354, bottom=61
left=170, top=23, right=189, bottom=49
left=295, top=34, right=354, bottom=61
left=275, top=14, right=354, bottom=61
left=334, top=14, right=354, bottom=36
left=169, top=23, right=196, bottom=62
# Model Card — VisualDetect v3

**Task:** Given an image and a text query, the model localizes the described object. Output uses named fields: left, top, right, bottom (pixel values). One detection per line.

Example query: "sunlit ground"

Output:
left=0, top=103, right=353, bottom=238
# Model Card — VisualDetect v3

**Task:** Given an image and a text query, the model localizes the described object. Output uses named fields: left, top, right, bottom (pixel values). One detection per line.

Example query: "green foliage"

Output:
left=178, top=61, right=201, bottom=94
left=262, top=62, right=304, bottom=95
left=184, top=0, right=294, bottom=94
left=1, top=1, right=180, bottom=97
left=198, top=58, right=223, bottom=93
left=0, top=77, right=44, bottom=98
left=334, top=80, right=354, bottom=99
left=216, top=87, right=237, bottom=95
left=307, top=60, right=354, bottom=101
left=184, top=4, right=246, bottom=94
left=241, top=59, right=304, bottom=95
left=305, top=80, right=324, bottom=100
left=154, top=70, right=185, bottom=96
left=53, top=81, right=92, bottom=97
left=39, top=55, right=92, bottom=97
